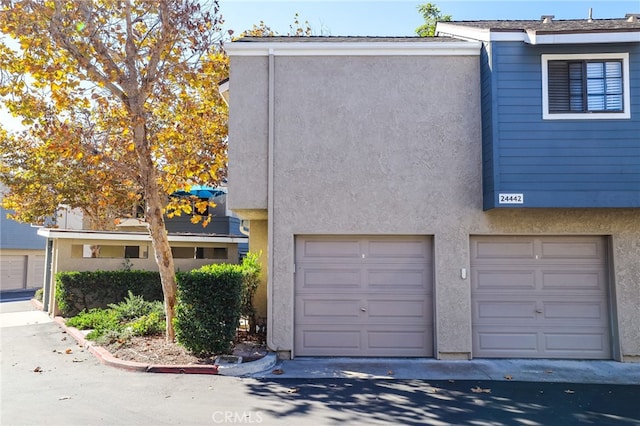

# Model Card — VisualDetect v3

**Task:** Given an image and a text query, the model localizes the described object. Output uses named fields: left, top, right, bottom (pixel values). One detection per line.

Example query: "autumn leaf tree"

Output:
left=0, top=0, right=229, bottom=341
left=415, top=2, right=452, bottom=37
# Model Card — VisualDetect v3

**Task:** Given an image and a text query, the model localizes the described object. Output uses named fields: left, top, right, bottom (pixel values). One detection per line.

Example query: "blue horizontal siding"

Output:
left=0, top=209, right=45, bottom=250
left=483, top=40, right=640, bottom=209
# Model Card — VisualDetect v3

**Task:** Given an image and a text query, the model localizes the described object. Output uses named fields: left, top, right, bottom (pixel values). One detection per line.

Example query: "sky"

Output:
left=217, top=0, right=640, bottom=36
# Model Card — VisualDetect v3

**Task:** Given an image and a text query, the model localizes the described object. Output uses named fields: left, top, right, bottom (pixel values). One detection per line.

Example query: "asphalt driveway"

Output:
left=2, top=300, right=639, bottom=425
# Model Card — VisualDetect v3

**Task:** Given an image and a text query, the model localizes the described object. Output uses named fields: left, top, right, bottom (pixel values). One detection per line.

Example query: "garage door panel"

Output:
left=298, top=267, right=362, bottom=291
left=473, top=240, right=535, bottom=259
left=475, top=301, right=538, bottom=321
left=475, top=269, right=536, bottom=290
left=367, top=240, right=428, bottom=261
left=295, top=297, right=362, bottom=321
left=299, top=329, right=362, bottom=353
left=476, top=331, right=539, bottom=352
left=542, top=301, right=607, bottom=321
left=544, top=332, right=608, bottom=353
left=367, top=267, right=428, bottom=291
left=541, top=270, right=606, bottom=292
left=297, top=239, right=362, bottom=262
left=367, top=298, right=431, bottom=322
left=540, top=240, right=603, bottom=260
left=471, top=236, right=611, bottom=359
left=295, top=235, right=433, bottom=357
left=368, top=328, right=430, bottom=351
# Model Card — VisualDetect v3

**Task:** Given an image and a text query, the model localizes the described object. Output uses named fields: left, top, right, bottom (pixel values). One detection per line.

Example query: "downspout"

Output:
left=266, top=48, right=280, bottom=355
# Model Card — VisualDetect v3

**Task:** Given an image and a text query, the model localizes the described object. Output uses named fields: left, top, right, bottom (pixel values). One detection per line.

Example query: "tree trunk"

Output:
left=131, top=110, right=178, bottom=342
left=146, top=191, right=177, bottom=342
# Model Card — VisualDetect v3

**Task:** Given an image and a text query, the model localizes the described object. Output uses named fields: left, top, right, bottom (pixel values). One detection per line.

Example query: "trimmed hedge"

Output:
left=55, top=270, right=163, bottom=317
left=174, top=264, right=243, bottom=356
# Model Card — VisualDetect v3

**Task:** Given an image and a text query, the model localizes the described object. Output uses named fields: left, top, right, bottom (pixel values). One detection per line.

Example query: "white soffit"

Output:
left=37, top=228, right=248, bottom=244
left=226, top=41, right=481, bottom=56
left=436, top=22, right=640, bottom=44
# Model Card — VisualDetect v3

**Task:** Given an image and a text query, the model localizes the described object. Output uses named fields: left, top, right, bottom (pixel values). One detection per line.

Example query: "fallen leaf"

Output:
left=504, top=375, right=513, bottom=380
left=58, top=396, right=71, bottom=400
left=272, top=368, right=284, bottom=375
left=565, top=390, right=575, bottom=394
left=471, top=386, right=491, bottom=394
left=33, top=366, right=42, bottom=373
left=61, top=337, right=67, bottom=341
left=387, top=370, right=394, bottom=376
left=65, top=349, right=72, bottom=354
left=287, top=387, right=299, bottom=394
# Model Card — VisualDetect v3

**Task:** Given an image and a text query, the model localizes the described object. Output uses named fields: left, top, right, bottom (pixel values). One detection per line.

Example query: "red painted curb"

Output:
left=147, top=365, right=220, bottom=374
left=57, top=318, right=220, bottom=375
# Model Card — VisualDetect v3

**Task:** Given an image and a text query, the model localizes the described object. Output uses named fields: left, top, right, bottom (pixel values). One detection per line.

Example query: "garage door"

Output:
left=295, top=236, right=433, bottom=357
left=1, top=255, right=27, bottom=291
left=471, top=236, right=611, bottom=359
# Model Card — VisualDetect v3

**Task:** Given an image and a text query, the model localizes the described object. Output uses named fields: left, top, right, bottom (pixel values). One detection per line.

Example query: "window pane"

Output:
left=569, top=79, right=582, bottom=95
left=587, top=79, right=604, bottom=94
left=569, top=63, right=583, bottom=79
left=605, top=78, right=622, bottom=94
left=605, top=95, right=622, bottom=110
left=586, top=62, right=604, bottom=78
left=587, top=95, right=605, bottom=110
left=570, top=96, right=584, bottom=111
left=605, top=61, right=622, bottom=78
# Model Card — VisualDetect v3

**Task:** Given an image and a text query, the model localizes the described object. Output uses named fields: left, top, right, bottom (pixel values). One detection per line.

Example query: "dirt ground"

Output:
left=101, top=335, right=268, bottom=365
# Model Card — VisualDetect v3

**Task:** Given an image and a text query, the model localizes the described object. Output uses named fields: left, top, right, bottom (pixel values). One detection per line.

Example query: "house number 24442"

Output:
left=498, top=193, right=524, bottom=204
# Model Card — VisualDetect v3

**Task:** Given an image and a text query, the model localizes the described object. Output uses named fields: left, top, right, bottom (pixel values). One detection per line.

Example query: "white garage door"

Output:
left=471, top=236, right=611, bottom=359
left=295, top=236, right=433, bottom=357
left=1, top=255, right=27, bottom=291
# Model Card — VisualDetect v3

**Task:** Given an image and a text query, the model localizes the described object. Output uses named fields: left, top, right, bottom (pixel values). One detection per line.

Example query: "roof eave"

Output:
left=225, top=40, right=482, bottom=56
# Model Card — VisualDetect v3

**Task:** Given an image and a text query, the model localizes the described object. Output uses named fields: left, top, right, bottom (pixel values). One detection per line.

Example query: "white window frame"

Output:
left=541, top=53, right=630, bottom=120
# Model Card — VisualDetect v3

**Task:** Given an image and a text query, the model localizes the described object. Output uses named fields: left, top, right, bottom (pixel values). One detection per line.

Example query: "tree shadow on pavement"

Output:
left=245, top=379, right=640, bottom=425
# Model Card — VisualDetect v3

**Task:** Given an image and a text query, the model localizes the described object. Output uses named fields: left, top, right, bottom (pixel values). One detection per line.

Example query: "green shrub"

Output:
left=129, top=311, right=165, bottom=336
left=66, top=308, right=120, bottom=331
left=108, top=291, right=163, bottom=322
left=174, top=264, right=243, bottom=356
left=55, top=270, right=162, bottom=317
left=239, top=253, right=262, bottom=333
left=65, top=294, right=165, bottom=342
left=34, top=288, right=44, bottom=302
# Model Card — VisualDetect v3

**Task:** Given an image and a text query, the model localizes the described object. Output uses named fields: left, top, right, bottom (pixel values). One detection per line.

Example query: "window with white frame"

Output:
left=541, top=53, right=630, bottom=120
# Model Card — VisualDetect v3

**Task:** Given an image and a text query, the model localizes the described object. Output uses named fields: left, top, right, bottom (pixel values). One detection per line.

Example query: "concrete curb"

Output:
left=217, top=352, right=278, bottom=377
left=53, top=314, right=276, bottom=376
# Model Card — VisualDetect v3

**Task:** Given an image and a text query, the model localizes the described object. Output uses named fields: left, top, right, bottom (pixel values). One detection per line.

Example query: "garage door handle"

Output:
left=360, top=307, right=367, bottom=312
left=536, top=309, right=543, bottom=314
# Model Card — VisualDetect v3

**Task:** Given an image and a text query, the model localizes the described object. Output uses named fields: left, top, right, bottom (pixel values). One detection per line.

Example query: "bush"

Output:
left=66, top=308, right=121, bottom=337
left=108, top=291, right=163, bottom=322
left=239, top=253, right=261, bottom=334
left=55, top=270, right=162, bottom=316
left=65, top=293, right=165, bottom=342
left=34, top=288, right=44, bottom=302
left=174, top=264, right=243, bottom=356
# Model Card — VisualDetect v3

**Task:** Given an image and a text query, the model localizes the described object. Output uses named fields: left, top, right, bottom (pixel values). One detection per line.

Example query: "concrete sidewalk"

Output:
left=259, top=356, right=640, bottom=384
left=2, top=300, right=639, bottom=384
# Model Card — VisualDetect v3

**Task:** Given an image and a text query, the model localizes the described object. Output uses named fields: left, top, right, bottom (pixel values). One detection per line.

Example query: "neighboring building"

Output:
left=224, top=16, right=640, bottom=362
left=0, top=185, right=46, bottom=292
left=164, top=187, right=249, bottom=259
left=38, top=227, right=247, bottom=315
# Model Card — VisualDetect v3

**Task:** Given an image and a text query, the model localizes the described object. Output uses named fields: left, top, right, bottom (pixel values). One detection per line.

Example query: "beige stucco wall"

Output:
left=229, top=50, right=640, bottom=361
